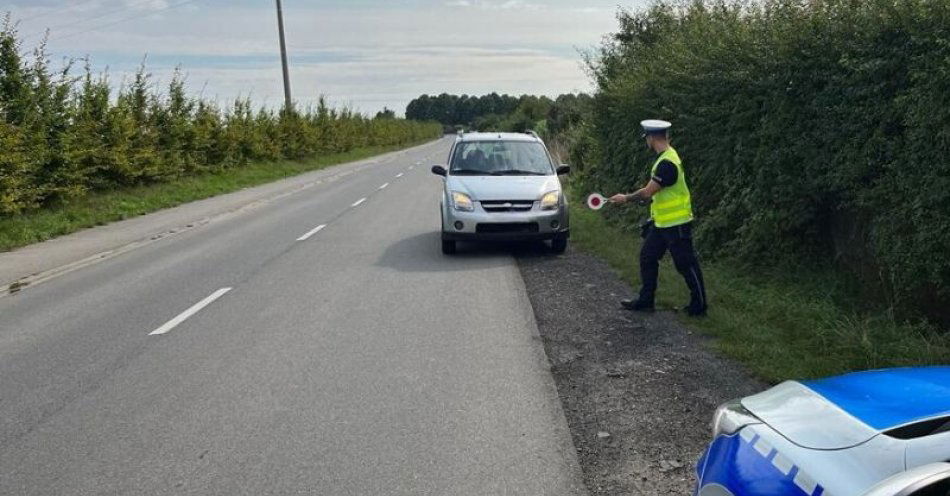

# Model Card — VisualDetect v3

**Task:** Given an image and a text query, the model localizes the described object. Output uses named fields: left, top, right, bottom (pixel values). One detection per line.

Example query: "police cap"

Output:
left=640, top=119, right=672, bottom=137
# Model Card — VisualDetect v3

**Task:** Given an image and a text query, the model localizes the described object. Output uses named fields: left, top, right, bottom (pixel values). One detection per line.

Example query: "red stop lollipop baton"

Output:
left=587, top=193, right=608, bottom=210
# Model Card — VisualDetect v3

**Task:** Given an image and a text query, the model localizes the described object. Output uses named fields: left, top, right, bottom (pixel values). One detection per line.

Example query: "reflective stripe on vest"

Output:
left=650, top=146, right=694, bottom=228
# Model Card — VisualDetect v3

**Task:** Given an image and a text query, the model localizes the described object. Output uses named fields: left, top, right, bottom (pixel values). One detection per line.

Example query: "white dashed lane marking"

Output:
left=351, top=198, right=367, bottom=208
left=379, top=183, right=389, bottom=190
left=150, top=288, right=232, bottom=336
left=296, top=224, right=326, bottom=242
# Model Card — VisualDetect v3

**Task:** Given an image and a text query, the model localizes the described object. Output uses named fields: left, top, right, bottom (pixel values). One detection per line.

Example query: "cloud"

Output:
left=122, top=0, right=170, bottom=10
left=9, top=0, right=632, bottom=114
left=444, top=0, right=545, bottom=10
left=103, top=44, right=593, bottom=115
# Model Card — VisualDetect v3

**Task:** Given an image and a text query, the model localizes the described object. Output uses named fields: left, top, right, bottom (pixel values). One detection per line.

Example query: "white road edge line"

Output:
left=378, top=183, right=389, bottom=190
left=149, top=287, right=232, bottom=336
left=351, top=198, right=367, bottom=207
left=396, top=173, right=404, bottom=178
left=296, top=224, right=327, bottom=241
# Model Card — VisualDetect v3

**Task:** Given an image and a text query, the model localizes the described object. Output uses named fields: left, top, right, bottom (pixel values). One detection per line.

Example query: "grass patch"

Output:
left=0, top=142, right=427, bottom=252
left=567, top=193, right=950, bottom=383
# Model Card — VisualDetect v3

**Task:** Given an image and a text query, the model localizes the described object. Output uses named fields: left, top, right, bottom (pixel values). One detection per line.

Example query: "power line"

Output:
left=23, top=0, right=174, bottom=43
left=15, top=0, right=103, bottom=24
left=45, top=0, right=207, bottom=43
left=21, top=0, right=204, bottom=44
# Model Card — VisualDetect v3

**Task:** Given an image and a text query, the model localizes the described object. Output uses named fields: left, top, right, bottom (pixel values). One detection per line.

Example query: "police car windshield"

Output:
left=450, top=141, right=553, bottom=176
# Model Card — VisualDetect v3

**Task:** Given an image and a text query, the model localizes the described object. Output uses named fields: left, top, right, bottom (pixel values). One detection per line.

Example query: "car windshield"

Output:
left=450, top=141, right=553, bottom=176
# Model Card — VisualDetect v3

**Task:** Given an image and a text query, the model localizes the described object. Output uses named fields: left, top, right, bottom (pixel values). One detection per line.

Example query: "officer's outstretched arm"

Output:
left=636, top=180, right=662, bottom=199
left=611, top=180, right=662, bottom=204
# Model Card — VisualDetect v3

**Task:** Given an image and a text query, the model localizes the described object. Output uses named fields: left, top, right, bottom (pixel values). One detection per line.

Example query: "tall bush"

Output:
left=578, top=0, right=950, bottom=322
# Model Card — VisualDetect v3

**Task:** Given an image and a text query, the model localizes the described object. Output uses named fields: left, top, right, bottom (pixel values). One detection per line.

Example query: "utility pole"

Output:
left=275, top=0, right=292, bottom=111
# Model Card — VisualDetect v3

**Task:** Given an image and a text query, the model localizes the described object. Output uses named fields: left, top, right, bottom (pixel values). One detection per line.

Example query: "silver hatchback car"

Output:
left=431, top=132, right=570, bottom=254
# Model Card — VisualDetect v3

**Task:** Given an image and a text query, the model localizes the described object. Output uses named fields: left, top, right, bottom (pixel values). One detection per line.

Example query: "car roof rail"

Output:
left=525, top=129, right=540, bottom=139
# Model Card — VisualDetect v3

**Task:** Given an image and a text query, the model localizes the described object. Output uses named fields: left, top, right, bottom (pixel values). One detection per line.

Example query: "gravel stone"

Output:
left=516, top=246, right=765, bottom=495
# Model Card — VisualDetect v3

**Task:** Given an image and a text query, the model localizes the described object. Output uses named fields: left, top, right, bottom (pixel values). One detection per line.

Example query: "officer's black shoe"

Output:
left=621, top=299, right=655, bottom=312
left=682, top=304, right=708, bottom=317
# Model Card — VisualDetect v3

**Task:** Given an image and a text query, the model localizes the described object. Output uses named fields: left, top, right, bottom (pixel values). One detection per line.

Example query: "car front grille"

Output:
left=476, top=222, right=540, bottom=234
left=480, top=200, right=534, bottom=213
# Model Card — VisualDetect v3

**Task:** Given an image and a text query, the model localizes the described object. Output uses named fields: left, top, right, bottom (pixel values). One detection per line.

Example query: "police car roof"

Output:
left=742, top=366, right=950, bottom=450
left=457, top=132, right=540, bottom=143
left=802, top=366, right=950, bottom=431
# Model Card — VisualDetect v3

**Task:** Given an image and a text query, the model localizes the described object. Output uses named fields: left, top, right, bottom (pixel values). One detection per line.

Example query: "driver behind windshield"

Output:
left=451, top=141, right=551, bottom=175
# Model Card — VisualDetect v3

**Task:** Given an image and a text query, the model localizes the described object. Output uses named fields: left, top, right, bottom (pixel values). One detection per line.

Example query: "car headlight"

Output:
left=540, top=191, right=560, bottom=211
left=451, top=191, right=474, bottom=212
left=712, top=400, right=761, bottom=438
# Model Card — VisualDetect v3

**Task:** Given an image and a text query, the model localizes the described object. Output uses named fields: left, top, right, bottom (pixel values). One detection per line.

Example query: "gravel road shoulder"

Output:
left=516, top=246, right=765, bottom=495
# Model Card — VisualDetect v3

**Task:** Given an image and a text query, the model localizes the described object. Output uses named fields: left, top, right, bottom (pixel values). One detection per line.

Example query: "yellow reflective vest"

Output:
left=650, top=146, right=694, bottom=228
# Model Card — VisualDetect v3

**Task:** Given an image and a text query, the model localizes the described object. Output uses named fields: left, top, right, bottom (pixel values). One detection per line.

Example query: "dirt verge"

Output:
left=516, top=246, right=765, bottom=495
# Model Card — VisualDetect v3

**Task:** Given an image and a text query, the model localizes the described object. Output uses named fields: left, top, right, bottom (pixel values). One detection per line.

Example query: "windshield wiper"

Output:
left=496, top=169, right=547, bottom=176
left=451, top=169, right=497, bottom=175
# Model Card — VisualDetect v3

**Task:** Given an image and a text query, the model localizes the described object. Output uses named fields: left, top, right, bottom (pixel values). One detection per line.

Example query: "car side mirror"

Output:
left=861, top=463, right=950, bottom=496
left=556, top=165, right=571, bottom=175
left=431, top=165, right=447, bottom=177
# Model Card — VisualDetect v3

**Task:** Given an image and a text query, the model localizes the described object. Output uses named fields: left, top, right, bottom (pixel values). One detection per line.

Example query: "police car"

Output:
left=695, top=367, right=950, bottom=496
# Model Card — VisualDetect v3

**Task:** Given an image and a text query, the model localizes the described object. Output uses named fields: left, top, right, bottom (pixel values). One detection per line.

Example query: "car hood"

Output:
left=446, top=175, right=560, bottom=201
left=742, top=367, right=950, bottom=450
left=742, top=381, right=880, bottom=450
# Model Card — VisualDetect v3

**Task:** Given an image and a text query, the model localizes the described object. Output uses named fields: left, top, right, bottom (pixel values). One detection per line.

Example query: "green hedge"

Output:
left=575, top=0, right=950, bottom=324
left=0, top=20, right=441, bottom=217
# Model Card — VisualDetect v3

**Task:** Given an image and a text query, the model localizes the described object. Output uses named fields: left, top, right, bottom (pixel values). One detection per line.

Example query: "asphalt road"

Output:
left=0, top=137, right=586, bottom=495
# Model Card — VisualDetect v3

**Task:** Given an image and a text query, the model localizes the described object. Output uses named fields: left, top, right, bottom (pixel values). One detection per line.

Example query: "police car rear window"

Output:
left=885, top=415, right=950, bottom=440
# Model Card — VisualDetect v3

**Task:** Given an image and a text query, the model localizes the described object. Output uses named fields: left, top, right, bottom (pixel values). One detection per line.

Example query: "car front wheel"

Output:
left=551, top=237, right=567, bottom=254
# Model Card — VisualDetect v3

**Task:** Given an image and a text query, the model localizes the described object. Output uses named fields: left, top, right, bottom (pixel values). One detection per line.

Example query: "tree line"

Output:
left=405, top=92, right=591, bottom=137
left=0, top=19, right=441, bottom=217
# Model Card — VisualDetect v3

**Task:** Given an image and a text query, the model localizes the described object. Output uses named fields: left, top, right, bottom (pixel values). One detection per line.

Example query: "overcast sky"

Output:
left=6, top=0, right=643, bottom=115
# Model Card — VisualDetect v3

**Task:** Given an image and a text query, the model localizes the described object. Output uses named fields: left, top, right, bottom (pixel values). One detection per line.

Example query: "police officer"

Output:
left=610, top=120, right=708, bottom=316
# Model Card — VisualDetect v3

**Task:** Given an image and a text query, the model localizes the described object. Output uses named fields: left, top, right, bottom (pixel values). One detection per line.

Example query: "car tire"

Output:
left=442, top=239, right=456, bottom=255
left=551, top=237, right=567, bottom=254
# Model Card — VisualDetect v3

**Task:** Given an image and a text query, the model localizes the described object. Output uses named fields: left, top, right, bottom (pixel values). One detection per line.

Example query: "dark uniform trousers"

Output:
left=639, top=221, right=707, bottom=310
